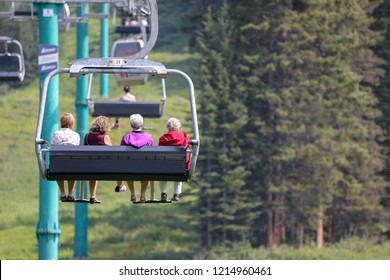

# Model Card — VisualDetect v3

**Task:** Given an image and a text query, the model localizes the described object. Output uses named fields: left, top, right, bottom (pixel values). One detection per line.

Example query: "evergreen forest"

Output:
left=190, top=0, right=390, bottom=250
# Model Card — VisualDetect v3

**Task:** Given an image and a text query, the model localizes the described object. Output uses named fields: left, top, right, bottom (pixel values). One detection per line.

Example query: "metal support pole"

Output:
left=74, top=2, right=89, bottom=259
left=34, top=2, right=62, bottom=260
left=100, top=3, right=109, bottom=98
left=167, top=69, right=200, bottom=177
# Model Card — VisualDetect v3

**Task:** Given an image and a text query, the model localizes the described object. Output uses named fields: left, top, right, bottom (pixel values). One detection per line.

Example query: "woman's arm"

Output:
left=104, top=135, right=113, bottom=146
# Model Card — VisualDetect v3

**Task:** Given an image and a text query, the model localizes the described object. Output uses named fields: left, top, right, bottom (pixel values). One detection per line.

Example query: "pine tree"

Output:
left=195, top=4, right=254, bottom=247
left=372, top=0, right=390, bottom=240
left=231, top=0, right=298, bottom=248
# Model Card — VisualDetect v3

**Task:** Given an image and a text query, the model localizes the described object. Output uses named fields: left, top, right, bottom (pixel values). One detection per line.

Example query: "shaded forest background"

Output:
left=1, top=0, right=389, bottom=259
left=189, top=0, right=390, bottom=250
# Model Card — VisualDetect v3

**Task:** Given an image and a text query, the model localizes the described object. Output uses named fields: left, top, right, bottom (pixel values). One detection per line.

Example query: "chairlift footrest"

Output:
left=61, top=199, right=101, bottom=204
left=133, top=199, right=172, bottom=204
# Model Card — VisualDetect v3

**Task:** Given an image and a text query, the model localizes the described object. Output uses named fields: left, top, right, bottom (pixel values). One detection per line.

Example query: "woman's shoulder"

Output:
left=69, top=129, right=80, bottom=136
left=84, top=132, right=104, bottom=138
left=170, top=130, right=188, bottom=137
left=52, top=129, right=62, bottom=135
left=146, top=132, right=155, bottom=139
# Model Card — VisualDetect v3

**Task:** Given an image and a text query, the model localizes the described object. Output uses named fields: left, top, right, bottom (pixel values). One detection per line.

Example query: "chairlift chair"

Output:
left=111, top=39, right=148, bottom=85
left=113, top=0, right=150, bottom=30
left=35, top=57, right=200, bottom=203
left=0, top=36, right=25, bottom=82
left=86, top=73, right=166, bottom=118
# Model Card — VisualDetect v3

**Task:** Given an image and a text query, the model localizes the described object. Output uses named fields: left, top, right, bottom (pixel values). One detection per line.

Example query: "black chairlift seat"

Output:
left=0, top=53, right=24, bottom=81
left=89, top=100, right=164, bottom=118
left=115, top=25, right=150, bottom=34
left=0, top=70, right=24, bottom=81
left=46, top=145, right=188, bottom=182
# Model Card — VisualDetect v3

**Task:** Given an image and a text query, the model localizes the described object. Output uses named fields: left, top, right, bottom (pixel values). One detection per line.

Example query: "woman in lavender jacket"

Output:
left=114, top=114, right=155, bottom=203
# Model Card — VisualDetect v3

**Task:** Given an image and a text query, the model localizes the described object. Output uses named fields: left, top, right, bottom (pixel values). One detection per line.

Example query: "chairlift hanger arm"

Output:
left=35, top=68, right=69, bottom=177
left=166, top=69, right=200, bottom=178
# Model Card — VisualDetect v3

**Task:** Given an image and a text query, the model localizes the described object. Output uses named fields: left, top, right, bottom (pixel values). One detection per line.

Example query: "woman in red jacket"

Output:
left=158, top=117, right=190, bottom=201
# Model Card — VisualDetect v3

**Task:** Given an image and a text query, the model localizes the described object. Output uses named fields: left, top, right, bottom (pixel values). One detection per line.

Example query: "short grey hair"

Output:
left=130, top=114, right=144, bottom=130
left=166, top=117, right=181, bottom=131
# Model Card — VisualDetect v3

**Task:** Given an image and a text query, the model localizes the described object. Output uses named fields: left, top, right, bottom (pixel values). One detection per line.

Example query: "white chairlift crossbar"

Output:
left=68, top=57, right=167, bottom=77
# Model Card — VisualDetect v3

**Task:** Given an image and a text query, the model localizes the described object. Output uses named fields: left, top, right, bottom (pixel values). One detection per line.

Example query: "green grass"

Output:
left=194, top=237, right=390, bottom=260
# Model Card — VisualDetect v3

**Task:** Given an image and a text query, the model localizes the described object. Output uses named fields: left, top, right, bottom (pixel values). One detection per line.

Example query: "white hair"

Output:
left=166, top=117, right=181, bottom=131
left=130, top=114, right=144, bottom=130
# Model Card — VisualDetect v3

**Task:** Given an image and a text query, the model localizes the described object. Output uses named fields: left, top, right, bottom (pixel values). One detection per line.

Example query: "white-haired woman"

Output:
left=115, top=114, right=155, bottom=202
left=158, top=117, right=190, bottom=201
